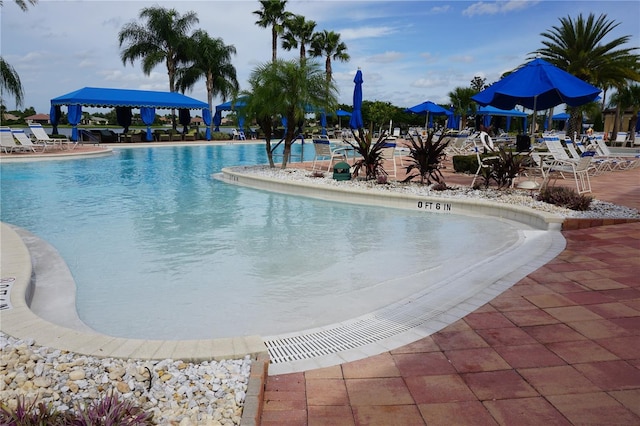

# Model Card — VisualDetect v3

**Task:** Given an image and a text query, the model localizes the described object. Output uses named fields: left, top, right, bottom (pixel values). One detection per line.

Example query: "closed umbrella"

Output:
left=349, top=70, right=364, bottom=129
left=472, top=58, right=600, bottom=134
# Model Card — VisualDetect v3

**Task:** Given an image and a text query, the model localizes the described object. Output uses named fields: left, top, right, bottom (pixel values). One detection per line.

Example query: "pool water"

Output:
left=1, top=144, right=521, bottom=339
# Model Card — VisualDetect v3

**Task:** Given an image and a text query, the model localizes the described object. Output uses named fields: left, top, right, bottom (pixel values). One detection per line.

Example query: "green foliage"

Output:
left=538, top=186, right=593, bottom=211
left=452, top=154, right=477, bottom=173
left=344, top=126, right=389, bottom=180
left=488, top=149, right=530, bottom=189
left=401, top=130, right=449, bottom=185
left=242, top=59, right=338, bottom=168
left=361, top=100, right=396, bottom=132
left=0, top=393, right=154, bottom=426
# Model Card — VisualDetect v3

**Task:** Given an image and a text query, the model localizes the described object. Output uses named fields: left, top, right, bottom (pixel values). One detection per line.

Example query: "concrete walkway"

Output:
left=261, top=165, right=640, bottom=425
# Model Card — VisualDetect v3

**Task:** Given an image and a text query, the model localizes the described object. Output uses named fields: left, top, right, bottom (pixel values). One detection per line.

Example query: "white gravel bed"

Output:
left=0, top=333, right=250, bottom=425
left=235, top=165, right=640, bottom=219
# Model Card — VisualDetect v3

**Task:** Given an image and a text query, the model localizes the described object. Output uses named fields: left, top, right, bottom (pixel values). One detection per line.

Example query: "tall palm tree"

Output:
left=309, top=30, right=350, bottom=83
left=448, top=87, right=478, bottom=131
left=281, top=14, right=316, bottom=61
left=242, top=59, right=338, bottom=168
left=118, top=6, right=198, bottom=94
left=176, top=30, right=239, bottom=136
left=253, top=0, right=292, bottom=63
left=0, top=0, right=37, bottom=108
left=529, top=13, right=640, bottom=138
left=609, top=83, right=640, bottom=145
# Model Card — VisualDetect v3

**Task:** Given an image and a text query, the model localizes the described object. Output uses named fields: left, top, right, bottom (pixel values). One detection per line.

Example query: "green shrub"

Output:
left=210, top=131, right=232, bottom=141
left=452, top=155, right=477, bottom=173
left=401, top=130, right=449, bottom=185
left=537, top=186, right=593, bottom=211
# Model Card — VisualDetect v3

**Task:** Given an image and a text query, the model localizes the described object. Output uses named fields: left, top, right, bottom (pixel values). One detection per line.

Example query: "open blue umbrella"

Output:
left=335, top=109, right=351, bottom=128
left=405, top=101, right=452, bottom=128
left=349, top=70, right=364, bottom=129
left=472, top=58, right=600, bottom=133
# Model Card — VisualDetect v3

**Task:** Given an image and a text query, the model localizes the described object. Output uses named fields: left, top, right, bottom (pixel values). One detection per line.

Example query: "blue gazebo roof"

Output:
left=51, top=87, right=209, bottom=110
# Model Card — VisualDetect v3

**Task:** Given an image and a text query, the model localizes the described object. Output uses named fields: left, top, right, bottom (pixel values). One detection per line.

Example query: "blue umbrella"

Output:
left=472, top=58, right=600, bottom=133
left=320, top=113, right=327, bottom=135
left=405, top=101, right=452, bottom=128
left=446, top=107, right=459, bottom=130
left=335, top=109, right=351, bottom=128
left=349, top=70, right=364, bottom=129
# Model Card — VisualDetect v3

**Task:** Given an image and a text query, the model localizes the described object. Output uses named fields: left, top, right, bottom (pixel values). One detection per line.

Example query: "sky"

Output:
left=2, top=0, right=639, bottom=115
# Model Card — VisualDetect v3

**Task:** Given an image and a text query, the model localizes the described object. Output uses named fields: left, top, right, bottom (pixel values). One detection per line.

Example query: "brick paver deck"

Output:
left=261, top=161, right=640, bottom=425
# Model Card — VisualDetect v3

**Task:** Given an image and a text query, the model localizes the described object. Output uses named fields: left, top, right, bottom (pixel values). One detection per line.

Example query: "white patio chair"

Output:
left=542, top=155, right=593, bottom=194
left=380, top=140, right=398, bottom=178
left=471, top=135, right=500, bottom=188
left=312, top=138, right=347, bottom=172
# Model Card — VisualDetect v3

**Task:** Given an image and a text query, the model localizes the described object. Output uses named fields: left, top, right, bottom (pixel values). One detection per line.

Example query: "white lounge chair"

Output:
left=592, top=137, right=639, bottom=170
left=1, top=127, right=28, bottom=153
left=29, top=123, right=74, bottom=150
left=12, top=128, right=44, bottom=152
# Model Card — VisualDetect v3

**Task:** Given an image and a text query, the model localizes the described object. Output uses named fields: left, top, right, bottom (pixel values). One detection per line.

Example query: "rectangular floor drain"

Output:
left=265, top=308, right=444, bottom=364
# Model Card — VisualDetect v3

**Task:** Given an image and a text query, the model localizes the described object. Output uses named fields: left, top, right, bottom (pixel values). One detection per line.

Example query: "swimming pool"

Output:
left=1, top=144, right=524, bottom=340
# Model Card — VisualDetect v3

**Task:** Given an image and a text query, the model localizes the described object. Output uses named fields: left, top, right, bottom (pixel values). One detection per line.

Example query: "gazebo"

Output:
left=50, top=87, right=212, bottom=141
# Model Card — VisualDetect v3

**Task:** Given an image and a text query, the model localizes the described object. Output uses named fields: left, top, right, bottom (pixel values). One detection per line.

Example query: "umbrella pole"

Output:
left=531, top=95, right=538, bottom=134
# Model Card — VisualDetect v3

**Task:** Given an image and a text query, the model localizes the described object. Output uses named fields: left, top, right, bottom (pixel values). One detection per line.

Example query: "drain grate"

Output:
left=265, top=306, right=444, bottom=364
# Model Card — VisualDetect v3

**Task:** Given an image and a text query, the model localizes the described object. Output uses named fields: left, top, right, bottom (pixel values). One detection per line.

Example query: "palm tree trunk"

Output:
left=612, top=103, right=621, bottom=142
left=567, top=107, right=581, bottom=142
left=272, top=27, right=277, bottom=62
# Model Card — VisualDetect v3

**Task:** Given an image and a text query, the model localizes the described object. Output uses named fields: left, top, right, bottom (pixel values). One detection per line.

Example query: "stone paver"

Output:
left=262, top=163, right=640, bottom=425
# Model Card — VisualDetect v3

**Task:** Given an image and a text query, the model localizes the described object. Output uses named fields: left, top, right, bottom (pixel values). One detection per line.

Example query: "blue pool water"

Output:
left=1, top=144, right=521, bottom=339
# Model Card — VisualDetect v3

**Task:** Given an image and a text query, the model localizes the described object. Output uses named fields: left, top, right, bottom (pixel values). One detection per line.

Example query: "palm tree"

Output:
left=242, top=59, right=338, bottom=168
left=0, top=58, right=23, bottom=108
left=253, top=0, right=292, bottom=63
left=0, top=0, right=37, bottom=108
left=2, top=0, right=37, bottom=10
left=530, top=13, right=640, bottom=138
left=118, top=6, right=198, bottom=94
left=609, top=83, right=640, bottom=145
left=448, top=87, right=478, bottom=131
left=176, top=30, right=239, bottom=136
left=309, top=30, right=350, bottom=83
left=281, top=14, right=316, bottom=61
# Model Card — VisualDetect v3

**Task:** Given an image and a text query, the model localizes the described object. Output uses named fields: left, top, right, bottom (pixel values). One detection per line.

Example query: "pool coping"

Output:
left=219, top=166, right=565, bottom=231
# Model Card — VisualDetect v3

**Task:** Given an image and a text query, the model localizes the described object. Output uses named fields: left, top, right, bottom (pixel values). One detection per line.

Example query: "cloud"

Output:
left=462, top=1, right=538, bottom=17
left=368, top=51, right=404, bottom=64
left=449, top=55, right=475, bottom=64
left=429, top=5, right=451, bottom=14
left=338, top=26, right=397, bottom=41
left=420, top=52, right=440, bottom=64
left=411, top=76, right=450, bottom=89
